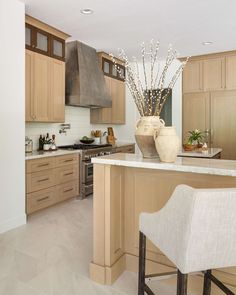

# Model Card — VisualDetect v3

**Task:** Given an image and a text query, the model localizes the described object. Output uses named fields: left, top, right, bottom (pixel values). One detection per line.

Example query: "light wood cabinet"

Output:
left=25, top=50, right=65, bottom=122
left=25, top=50, right=34, bottom=121
left=182, top=92, right=210, bottom=143
left=183, top=60, right=203, bottom=93
left=182, top=51, right=236, bottom=160
left=210, top=91, right=236, bottom=160
left=90, top=52, right=126, bottom=124
left=203, top=57, right=225, bottom=90
left=50, top=59, right=65, bottom=122
left=26, top=154, right=79, bottom=214
left=33, top=52, right=51, bottom=122
left=226, top=55, right=236, bottom=89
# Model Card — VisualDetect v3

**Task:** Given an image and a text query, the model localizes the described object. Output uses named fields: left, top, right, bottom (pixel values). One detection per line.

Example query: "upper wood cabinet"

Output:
left=90, top=52, right=126, bottom=124
left=26, top=50, right=65, bottom=122
left=25, top=15, right=70, bottom=61
left=226, top=55, right=236, bottom=89
left=203, top=57, right=225, bottom=90
left=210, top=91, right=236, bottom=160
left=182, top=52, right=236, bottom=93
left=182, top=92, right=210, bottom=143
left=183, top=60, right=203, bottom=93
left=25, top=15, right=69, bottom=123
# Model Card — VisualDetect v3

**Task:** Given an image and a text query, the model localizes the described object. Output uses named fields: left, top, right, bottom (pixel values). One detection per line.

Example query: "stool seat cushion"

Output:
left=139, top=185, right=236, bottom=274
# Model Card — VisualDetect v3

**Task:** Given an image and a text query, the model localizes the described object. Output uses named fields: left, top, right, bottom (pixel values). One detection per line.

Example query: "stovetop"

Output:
left=59, top=144, right=112, bottom=151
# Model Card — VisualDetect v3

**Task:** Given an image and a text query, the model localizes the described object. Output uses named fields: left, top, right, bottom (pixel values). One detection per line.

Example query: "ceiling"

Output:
left=23, top=0, right=236, bottom=59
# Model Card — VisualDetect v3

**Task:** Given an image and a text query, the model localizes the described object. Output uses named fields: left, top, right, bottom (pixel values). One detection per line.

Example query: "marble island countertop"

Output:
left=92, top=153, right=236, bottom=177
left=178, top=148, right=222, bottom=158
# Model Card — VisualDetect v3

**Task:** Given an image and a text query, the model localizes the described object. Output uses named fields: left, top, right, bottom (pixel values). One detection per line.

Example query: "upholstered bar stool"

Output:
left=138, top=185, right=236, bottom=295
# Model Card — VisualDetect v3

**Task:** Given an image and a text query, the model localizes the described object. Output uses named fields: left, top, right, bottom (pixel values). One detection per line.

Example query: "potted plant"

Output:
left=183, top=129, right=203, bottom=151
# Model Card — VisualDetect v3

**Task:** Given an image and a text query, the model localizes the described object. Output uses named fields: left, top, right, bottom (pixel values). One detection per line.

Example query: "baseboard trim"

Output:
left=0, top=214, right=26, bottom=234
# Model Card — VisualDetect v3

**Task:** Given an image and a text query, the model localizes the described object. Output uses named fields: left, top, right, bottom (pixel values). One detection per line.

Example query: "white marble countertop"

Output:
left=178, top=148, right=222, bottom=158
left=92, top=153, right=236, bottom=177
left=25, top=149, right=80, bottom=160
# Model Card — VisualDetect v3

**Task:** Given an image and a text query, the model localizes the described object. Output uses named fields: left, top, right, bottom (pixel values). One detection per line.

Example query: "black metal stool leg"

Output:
left=177, top=269, right=188, bottom=295
left=203, top=270, right=211, bottom=295
left=138, top=231, right=146, bottom=295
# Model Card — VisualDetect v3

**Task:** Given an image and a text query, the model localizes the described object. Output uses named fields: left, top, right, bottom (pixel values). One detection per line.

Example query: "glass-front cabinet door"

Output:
left=25, top=24, right=34, bottom=49
left=35, top=29, right=50, bottom=55
left=51, top=36, right=65, bottom=60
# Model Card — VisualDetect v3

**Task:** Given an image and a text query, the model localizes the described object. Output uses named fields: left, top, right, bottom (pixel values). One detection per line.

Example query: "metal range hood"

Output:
left=65, top=41, right=111, bottom=108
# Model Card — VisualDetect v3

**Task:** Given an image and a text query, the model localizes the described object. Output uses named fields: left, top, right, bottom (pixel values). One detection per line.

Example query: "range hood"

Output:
left=65, top=41, right=112, bottom=108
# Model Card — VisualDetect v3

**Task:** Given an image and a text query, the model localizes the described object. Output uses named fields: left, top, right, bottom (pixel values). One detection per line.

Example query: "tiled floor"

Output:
left=0, top=197, right=203, bottom=295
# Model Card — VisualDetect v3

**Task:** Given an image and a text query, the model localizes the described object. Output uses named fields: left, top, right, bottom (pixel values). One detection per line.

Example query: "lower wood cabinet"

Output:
left=26, top=153, right=79, bottom=214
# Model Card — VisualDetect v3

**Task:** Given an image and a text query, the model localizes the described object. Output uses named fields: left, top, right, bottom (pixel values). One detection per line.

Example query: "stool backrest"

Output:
left=156, top=185, right=236, bottom=273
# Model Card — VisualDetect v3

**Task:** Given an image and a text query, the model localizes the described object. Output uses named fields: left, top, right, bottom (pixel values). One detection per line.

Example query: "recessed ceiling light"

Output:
left=202, top=41, right=213, bottom=46
left=80, top=8, right=93, bottom=15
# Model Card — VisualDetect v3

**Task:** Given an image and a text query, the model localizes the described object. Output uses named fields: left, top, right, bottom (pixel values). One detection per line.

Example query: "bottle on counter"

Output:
left=51, top=134, right=57, bottom=150
left=39, top=135, right=44, bottom=150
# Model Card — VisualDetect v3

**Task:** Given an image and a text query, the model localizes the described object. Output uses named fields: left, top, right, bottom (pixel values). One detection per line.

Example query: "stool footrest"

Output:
left=145, top=270, right=177, bottom=279
left=207, top=273, right=234, bottom=295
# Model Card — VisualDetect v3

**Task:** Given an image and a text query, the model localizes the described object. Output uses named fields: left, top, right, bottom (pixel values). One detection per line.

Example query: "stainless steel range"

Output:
left=59, top=144, right=112, bottom=199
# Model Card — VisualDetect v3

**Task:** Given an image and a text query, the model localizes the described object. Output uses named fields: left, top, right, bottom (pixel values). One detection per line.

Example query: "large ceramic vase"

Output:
left=135, top=116, right=165, bottom=158
left=154, top=126, right=180, bottom=162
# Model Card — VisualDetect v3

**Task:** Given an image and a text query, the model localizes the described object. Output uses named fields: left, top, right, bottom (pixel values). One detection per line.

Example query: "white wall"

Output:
left=0, top=0, right=26, bottom=233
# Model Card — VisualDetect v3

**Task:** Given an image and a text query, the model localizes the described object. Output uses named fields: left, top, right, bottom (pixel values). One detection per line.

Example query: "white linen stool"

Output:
left=138, top=184, right=236, bottom=295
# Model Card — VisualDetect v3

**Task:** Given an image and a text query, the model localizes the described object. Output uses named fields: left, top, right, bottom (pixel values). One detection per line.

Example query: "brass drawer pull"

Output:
left=37, top=163, right=49, bottom=167
left=38, top=177, right=49, bottom=182
left=64, top=172, right=73, bottom=176
left=64, top=159, right=73, bottom=162
left=37, top=196, right=50, bottom=202
left=64, top=188, right=73, bottom=193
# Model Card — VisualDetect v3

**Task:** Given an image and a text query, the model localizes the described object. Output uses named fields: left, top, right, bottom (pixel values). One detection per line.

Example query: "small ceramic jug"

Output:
left=154, top=126, right=180, bottom=162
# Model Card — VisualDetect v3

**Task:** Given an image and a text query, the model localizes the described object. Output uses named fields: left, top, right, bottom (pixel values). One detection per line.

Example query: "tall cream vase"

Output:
left=135, top=116, right=165, bottom=158
left=154, top=126, right=180, bottom=162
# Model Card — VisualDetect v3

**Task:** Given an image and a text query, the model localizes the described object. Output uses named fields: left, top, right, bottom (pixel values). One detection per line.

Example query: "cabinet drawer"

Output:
left=27, top=187, right=56, bottom=214
left=55, top=165, right=78, bottom=184
left=55, top=154, right=78, bottom=167
left=26, top=157, right=54, bottom=173
left=27, top=169, right=55, bottom=193
left=57, top=181, right=78, bottom=202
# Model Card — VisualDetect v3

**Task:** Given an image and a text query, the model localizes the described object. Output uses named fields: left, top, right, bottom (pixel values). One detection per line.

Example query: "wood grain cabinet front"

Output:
left=27, top=169, right=55, bottom=193
left=56, top=181, right=78, bottom=202
left=26, top=153, right=79, bottom=214
left=55, top=165, right=78, bottom=184
left=27, top=187, right=56, bottom=214
left=25, top=50, right=65, bottom=123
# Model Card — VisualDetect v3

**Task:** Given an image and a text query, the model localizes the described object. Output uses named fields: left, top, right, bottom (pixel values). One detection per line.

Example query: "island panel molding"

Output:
left=90, top=158, right=236, bottom=293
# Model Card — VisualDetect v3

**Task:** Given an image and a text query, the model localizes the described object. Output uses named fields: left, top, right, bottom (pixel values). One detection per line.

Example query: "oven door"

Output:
left=83, top=161, right=93, bottom=184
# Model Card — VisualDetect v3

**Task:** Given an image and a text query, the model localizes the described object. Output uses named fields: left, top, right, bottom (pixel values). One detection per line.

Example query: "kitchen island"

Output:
left=90, top=153, right=236, bottom=293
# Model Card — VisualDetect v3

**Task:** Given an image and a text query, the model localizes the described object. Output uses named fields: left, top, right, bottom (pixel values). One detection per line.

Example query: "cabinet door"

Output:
left=111, top=79, right=125, bottom=124
left=50, top=59, right=65, bottom=122
left=211, top=91, right=236, bottom=160
left=51, top=36, right=65, bottom=61
left=25, top=50, right=34, bottom=121
left=90, top=76, right=112, bottom=123
left=35, top=28, right=50, bottom=56
left=226, top=55, right=236, bottom=89
left=183, top=60, right=203, bottom=93
left=33, top=53, right=51, bottom=122
left=203, top=58, right=225, bottom=90
left=182, top=92, right=210, bottom=143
